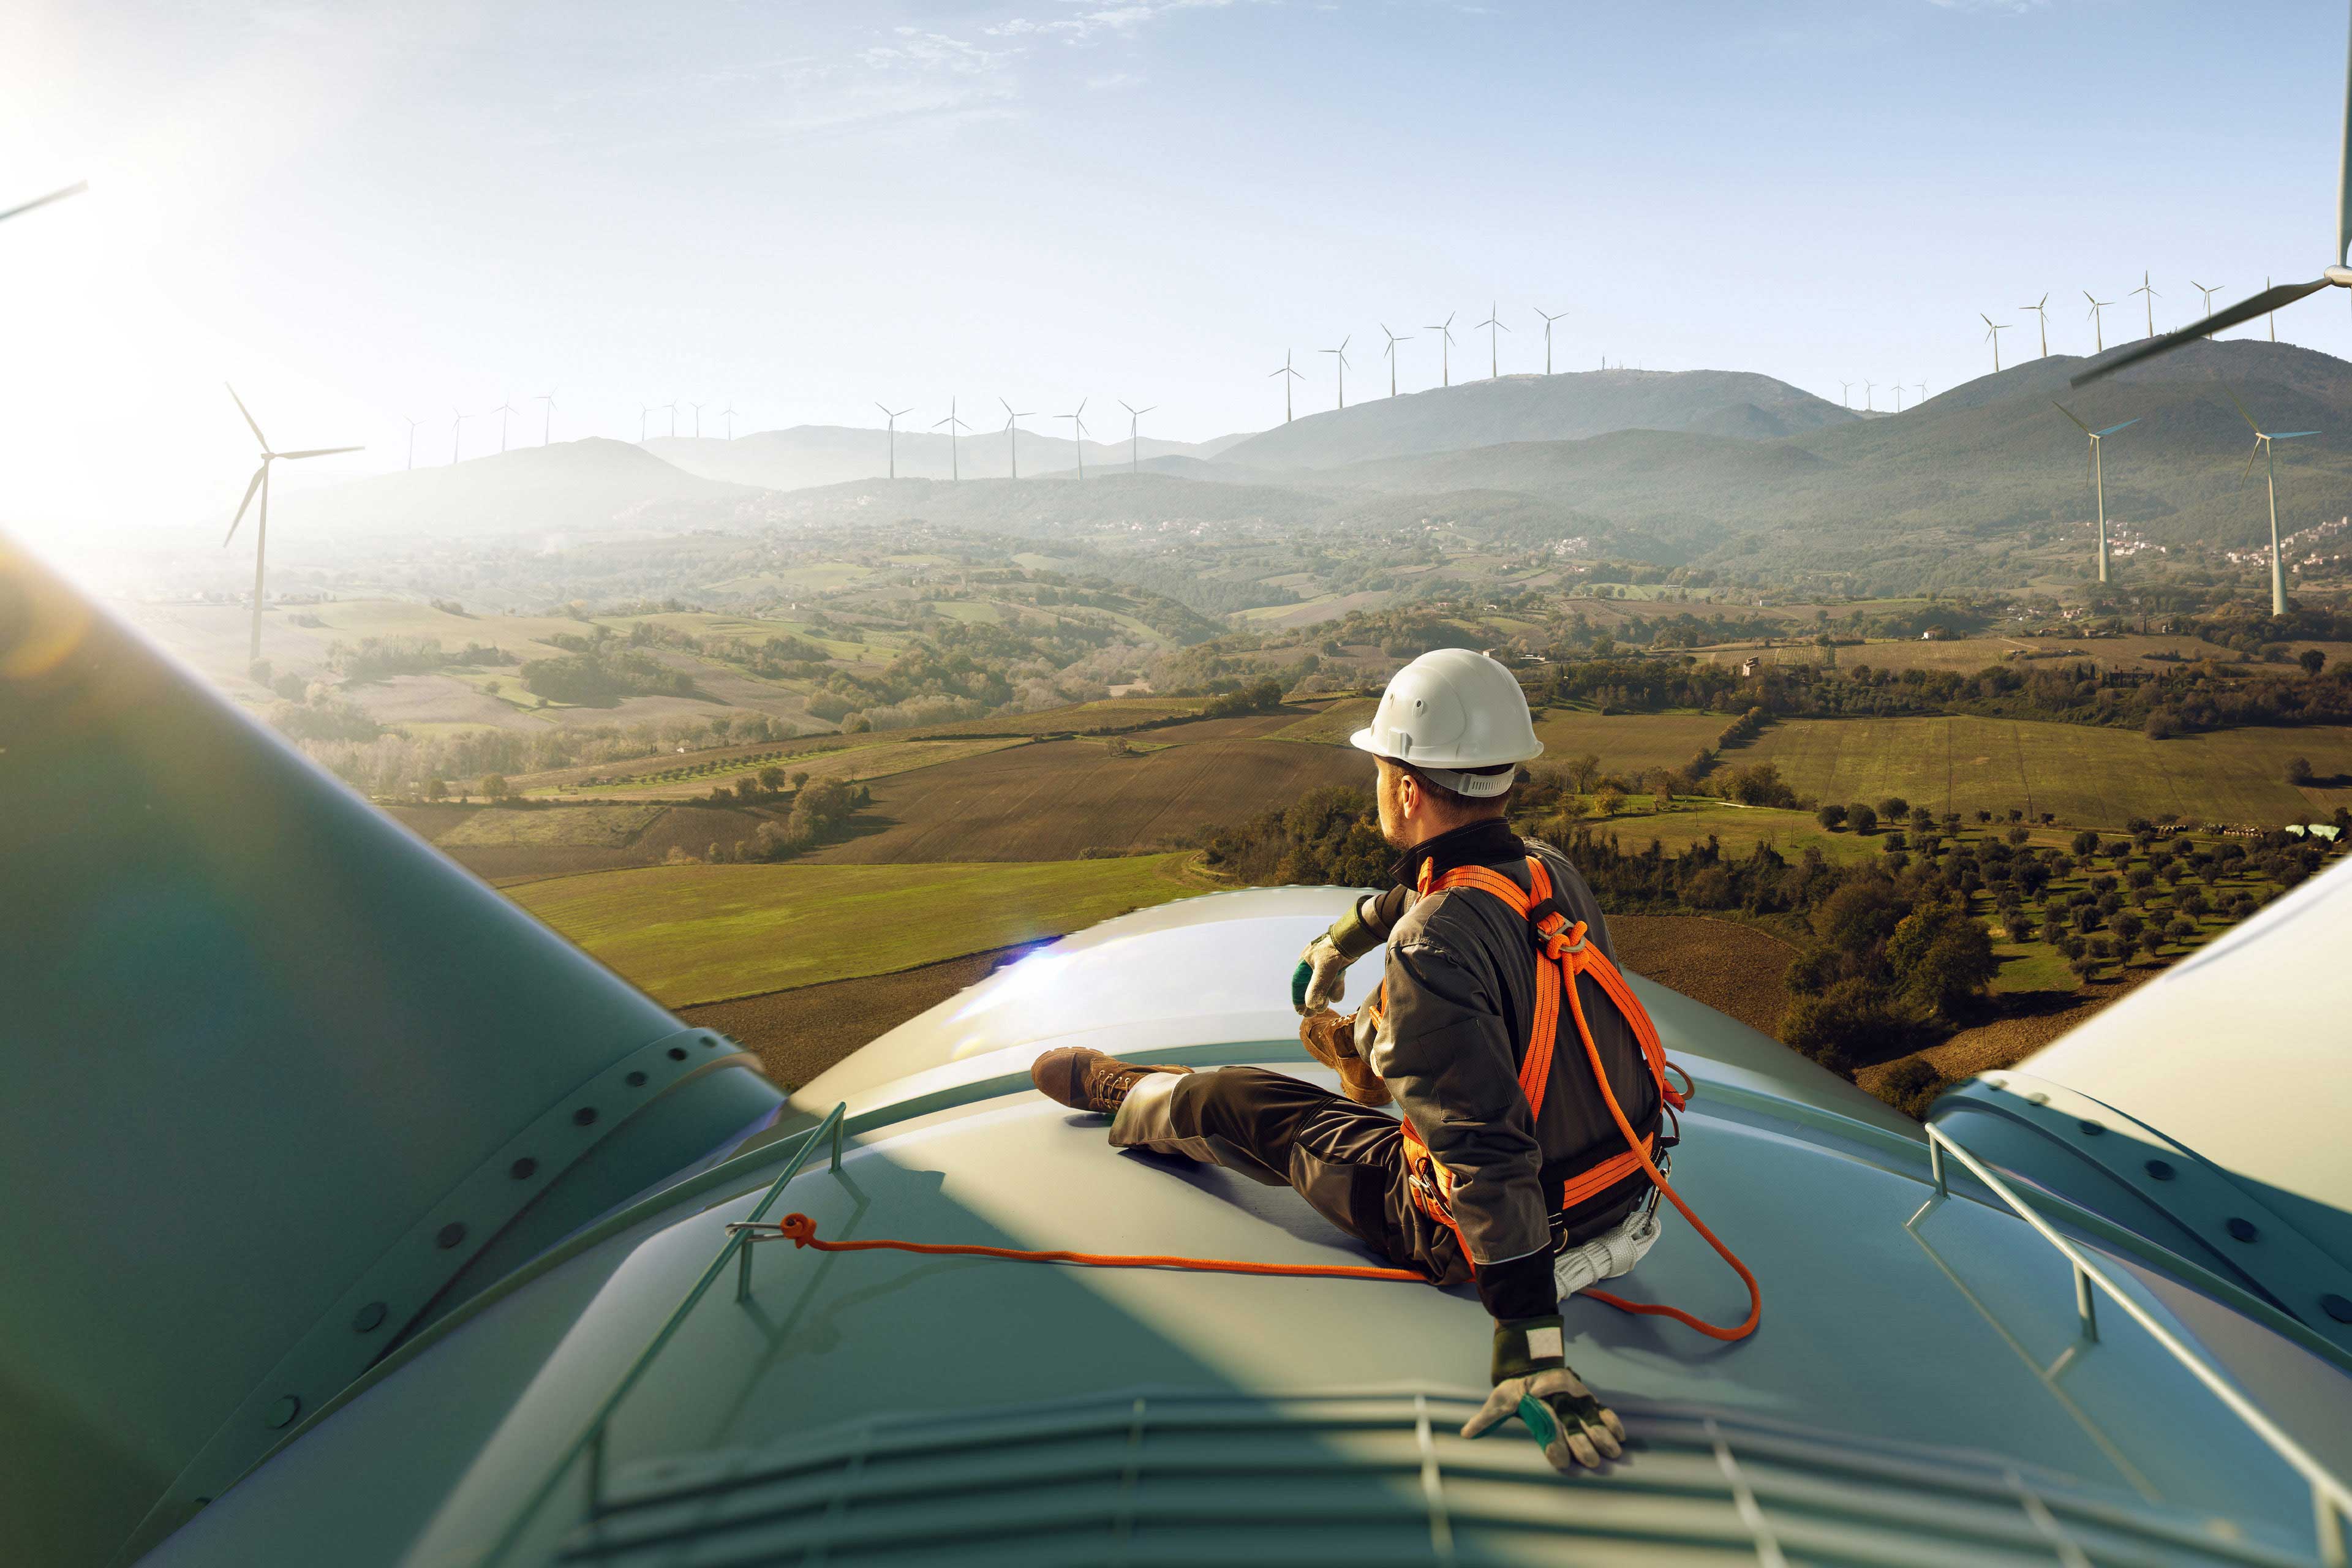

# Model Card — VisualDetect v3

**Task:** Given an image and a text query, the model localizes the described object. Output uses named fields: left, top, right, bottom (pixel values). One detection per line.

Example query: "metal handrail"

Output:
left=1922, top=1124, right=2350, bottom=1566
left=480, top=1102, right=847, bottom=1566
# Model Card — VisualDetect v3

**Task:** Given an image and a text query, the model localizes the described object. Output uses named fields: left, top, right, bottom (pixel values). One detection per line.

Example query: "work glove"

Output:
left=1289, top=896, right=1381, bottom=1015
left=1463, top=1315, right=1625, bottom=1472
left=1298, top=1008, right=1392, bottom=1107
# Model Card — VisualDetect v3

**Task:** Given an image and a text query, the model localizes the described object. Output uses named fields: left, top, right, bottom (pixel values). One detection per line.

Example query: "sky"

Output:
left=4, top=0, right=2351, bottom=549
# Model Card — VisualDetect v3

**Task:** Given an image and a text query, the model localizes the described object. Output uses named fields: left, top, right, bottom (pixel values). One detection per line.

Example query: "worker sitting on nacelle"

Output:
left=1033, top=649, right=1673, bottom=1472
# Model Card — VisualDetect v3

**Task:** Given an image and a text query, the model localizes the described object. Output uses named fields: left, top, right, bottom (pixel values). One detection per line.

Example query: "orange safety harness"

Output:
left=760, top=854, right=1758, bottom=1344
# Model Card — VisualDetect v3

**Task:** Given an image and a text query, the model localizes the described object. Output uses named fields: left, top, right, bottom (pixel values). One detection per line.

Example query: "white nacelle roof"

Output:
left=2021, top=847, right=2352, bottom=1224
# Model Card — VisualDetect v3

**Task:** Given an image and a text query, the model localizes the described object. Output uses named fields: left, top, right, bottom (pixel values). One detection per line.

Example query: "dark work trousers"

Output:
left=1165, top=1066, right=1472, bottom=1286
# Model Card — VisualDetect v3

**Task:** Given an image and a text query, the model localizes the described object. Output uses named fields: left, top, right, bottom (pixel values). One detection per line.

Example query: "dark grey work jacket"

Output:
left=1356, top=818, right=1662, bottom=1321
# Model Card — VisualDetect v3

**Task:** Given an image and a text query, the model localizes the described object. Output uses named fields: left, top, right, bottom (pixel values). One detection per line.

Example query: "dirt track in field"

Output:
left=804, top=728, right=1367, bottom=864
left=678, top=916, right=1800, bottom=1090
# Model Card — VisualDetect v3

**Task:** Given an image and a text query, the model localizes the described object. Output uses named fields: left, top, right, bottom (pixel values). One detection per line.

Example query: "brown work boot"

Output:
left=1300, top=1009, right=1392, bottom=1108
left=1030, top=1048, right=1191, bottom=1115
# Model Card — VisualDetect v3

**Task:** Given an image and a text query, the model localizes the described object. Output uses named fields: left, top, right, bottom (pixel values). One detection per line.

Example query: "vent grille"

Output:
left=557, top=1389, right=2307, bottom=1567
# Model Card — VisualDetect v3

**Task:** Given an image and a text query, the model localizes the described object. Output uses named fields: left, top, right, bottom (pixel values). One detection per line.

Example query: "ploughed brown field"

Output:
left=804, top=715, right=1370, bottom=864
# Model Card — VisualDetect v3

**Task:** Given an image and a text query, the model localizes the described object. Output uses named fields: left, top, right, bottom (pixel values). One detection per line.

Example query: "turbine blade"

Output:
left=0, top=180, right=88, bottom=224
left=224, top=467, right=264, bottom=545
left=2243, top=440, right=2261, bottom=483
left=225, top=383, right=268, bottom=450
left=279, top=445, right=363, bottom=459
left=2051, top=401, right=2093, bottom=435
left=2274, top=430, right=2321, bottom=439
left=2071, top=278, right=2331, bottom=387
left=2092, top=418, right=2139, bottom=438
left=2223, top=385, right=2261, bottom=434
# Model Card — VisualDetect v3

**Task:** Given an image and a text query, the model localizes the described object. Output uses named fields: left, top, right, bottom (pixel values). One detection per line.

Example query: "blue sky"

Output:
left=4, top=0, right=2349, bottom=541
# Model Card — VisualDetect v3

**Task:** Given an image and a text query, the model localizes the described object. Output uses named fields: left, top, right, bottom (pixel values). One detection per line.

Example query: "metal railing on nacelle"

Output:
left=1917, top=1123, right=2351, bottom=1567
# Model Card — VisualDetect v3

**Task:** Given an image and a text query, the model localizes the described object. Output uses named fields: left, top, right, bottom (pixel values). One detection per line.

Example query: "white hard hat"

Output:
left=1350, top=648, right=1543, bottom=797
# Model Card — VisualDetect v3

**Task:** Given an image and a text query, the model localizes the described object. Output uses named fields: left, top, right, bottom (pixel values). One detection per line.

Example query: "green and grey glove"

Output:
left=1290, top=897, right=1381, bottom=1015
left=1463, top=1315, right=1626, bottom=1471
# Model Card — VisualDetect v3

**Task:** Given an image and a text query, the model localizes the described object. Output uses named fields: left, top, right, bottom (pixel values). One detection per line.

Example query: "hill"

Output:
left=1213, top=368, right=1859, bottom=470
left=268, top=438, right=771, bottom=541
left=648, top=423, right=1246, bottom=490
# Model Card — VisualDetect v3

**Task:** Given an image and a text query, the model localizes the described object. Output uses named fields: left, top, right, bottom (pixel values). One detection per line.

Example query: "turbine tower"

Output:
left=639, top=405, right=653, bottom=442
left=2054, top=402, right=2140, bottom=586
left=1000, top=398, right=1035, bottom=479
left=1119, top=401, right=1155, bottom=473
left=664, top=401, right=678, bottom=438
left=1380, top=325, right=1412, bottom=396
left=2021, top=293, right=2051, bottom=356
left=1892, top=383, right=1905, bottom=412
left=535, top=391, right=557, bottom=445
left=1863, top=379, right=1875, bottom=412
left=1535, top=307, right=1565, bottom=375
left=2084, top=292, right=2114, bottom=355
left=2267, top=275, right=2278, bottom=342
left=1425, top=312, right=1457, bottom=386
left=933, top=399, right=970, bottom=480
left=1980, top=314, right=2010, bottom=373
left=2226, top=389, right=2319, bottom=616
left=1320, top=337, right=1351, bottom=409
left=1475, top=301, right=1509, bottom=378
left=1060, top=399, right=1090, bottom=478
left=875, top=404, right=913, bottom=480
left=1268, top=351, right=1303, bottom=422
left=220, top=385, right=361, bottom=665
left=1838, top=380, right=1852, bottom=409
left=451, top=409, right=469, bottom=464
left=688, top=401, right=706, bottom=439
left=1915, top=380, right=1928, bottom=403
left=403, top=416, right=421, bottom=470
left=718, top=402, right=736, bottom=440
left=2130, top=271, right=2160, bottom=338
left=492, top=401, right=518, bottom=453
left=2192, top=279, right=2224, bottom=322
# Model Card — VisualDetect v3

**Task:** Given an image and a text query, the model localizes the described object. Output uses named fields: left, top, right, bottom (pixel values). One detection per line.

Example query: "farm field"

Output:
left=388, top=800, right=761, bottom=880
left=564, top=735, right=1031, bottom=799
left=1557, top=801, right=1886, bottom=865
left=510, top=853, right=1215, bottom=1006
left=807, top=727, right=1369, bottom=863
left=1743, top=715, right=2352, bottom=826
left=1532, top=709, right=1731, bottom=775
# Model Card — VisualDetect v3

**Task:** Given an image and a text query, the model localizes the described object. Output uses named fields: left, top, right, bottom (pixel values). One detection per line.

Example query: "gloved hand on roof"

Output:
left=1465, top=1315, right=1625, bottom=1472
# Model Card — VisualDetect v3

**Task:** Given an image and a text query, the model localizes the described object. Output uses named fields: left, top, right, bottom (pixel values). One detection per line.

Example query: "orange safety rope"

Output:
left=764, top=1212, right=1427, bottom=1283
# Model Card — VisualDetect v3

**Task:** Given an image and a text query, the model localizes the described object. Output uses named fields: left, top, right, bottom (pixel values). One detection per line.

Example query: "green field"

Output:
left=564, top=736, right=1030, bottom=797
left=510, top=853, right=1213, bottom=1005
left=440, top=802, right=665, bottom=847
left=1557, top=801, right=1885, bottom=864
left=1534, top=710, right=1732, bottom=776
left=1744, top=715, right=2352, bottom=826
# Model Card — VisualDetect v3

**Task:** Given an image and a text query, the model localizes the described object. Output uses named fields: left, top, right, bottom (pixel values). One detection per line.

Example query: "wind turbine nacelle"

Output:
left=2324, top=265, right=2352, bottom=288
left=0, top=543, right=783, bottom=1566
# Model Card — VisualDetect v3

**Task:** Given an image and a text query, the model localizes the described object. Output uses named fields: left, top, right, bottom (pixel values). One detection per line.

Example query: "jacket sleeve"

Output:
left=1368, top=922, right=1557, bottom=1322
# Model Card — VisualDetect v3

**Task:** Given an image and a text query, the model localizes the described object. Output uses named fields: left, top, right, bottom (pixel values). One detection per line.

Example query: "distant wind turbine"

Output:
left=1534, top=307, right=1565, bottom=375
left=1120, top=401, right=1155, bottom=473
left=1320, top=337, right=1351, bottom=409
left=2226, top=388, right=2319, bottom=615
left=1425, top=313, right=1457, bottom=386
left=718, top=402, right=736, bottom=440
left=492, top=401, right=519, bottom=453
left=2192, top=280, right=2223, bottom=322
left=2054, top=402, right=2139, bottom=586
left=875, top=404, right=913, bottom=479
left=2021, top=293, right=2051, bottom=356
left=1380, top=325, right=1412, bottom=396
left=1863, top=379, right=1875, bottom=412
left=1269, top=350, right=1303, bottom=422
left=2267, top=275, right=2278, bottom=342
left=451, top=409, right=469, bottom=464
left=1892, top=383, right=1905, bottom=412
left=1060, top=399, right=1090, bottom=478
left=664, top=401, right=678, bottom=438
left=1915, top=380, right=1928, bottom=403
left=534, top=391, right=556, bottom=445
left=1475, top=301, right=1509, bottom=378
left=1980, top=314, right=2010, bottom=372
left=933, top=399, right=970, bottom=480
left=1000, top=398, right=1035, bottom=479
left=403, top=416, right=421, bottom=470
left=639, top=405, right=653, bottom=442
left=2130, top=271, right=2160, bottom=338
left=1838, top=380, right=1852, bottom=409
left=220, top=385, right=361, bottom=665
left=688, top=401, right=706, bottom=439
left=2084, top=292, right=2114, bottom=355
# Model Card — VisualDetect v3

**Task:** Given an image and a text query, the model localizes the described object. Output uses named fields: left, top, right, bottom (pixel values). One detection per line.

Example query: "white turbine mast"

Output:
left=1268, top=350, right=1303, bottom=422
left=1425, top=313, right=1457, bottom=386
left=1119, top=400, right=1156, bottom=473
left=1060, top=399, right=1090, bottom=479
left=1000, top=398, right=1036, bottom=480
left=1380, top=325, right=1412, bottom=396
left=1474, top=301, right=1509, bottom=378
left=1534, top=306, right=1565, bottom=375
left=1319, top=337, right=1351, bottom=410
left=933, top=398, right=971, bottom=481
left=2054, top=401, right=2139, bottom=588
left=875, top=403, right=913, bottom=480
